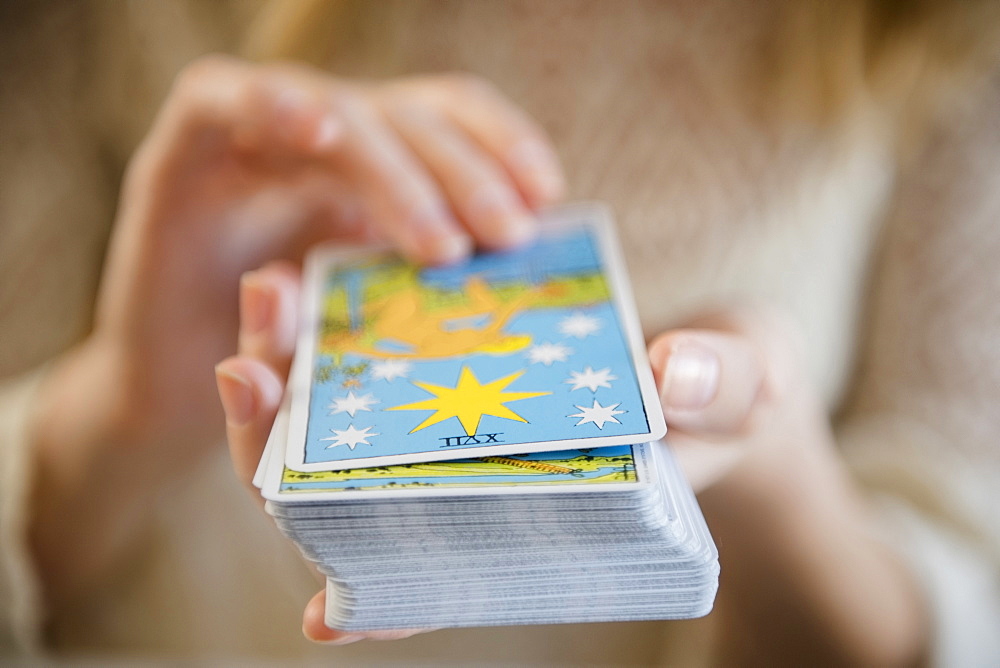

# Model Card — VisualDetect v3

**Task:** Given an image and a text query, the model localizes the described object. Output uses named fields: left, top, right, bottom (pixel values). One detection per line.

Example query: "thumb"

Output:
left=215, top=356, right=284, bottom=492
left=648, top=330, right=766, bottom=437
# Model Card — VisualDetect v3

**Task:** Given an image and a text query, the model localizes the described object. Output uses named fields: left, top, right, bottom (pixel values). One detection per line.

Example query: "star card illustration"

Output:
left=284, top=203, right=665, bottom=472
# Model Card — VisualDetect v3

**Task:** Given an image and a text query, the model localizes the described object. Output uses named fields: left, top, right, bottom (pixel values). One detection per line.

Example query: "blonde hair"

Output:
left=242, top=0, right=1000, bottom=155
left=241, top=0, right=346, bottom=65
left=764, top=1, right=1000, bottom=146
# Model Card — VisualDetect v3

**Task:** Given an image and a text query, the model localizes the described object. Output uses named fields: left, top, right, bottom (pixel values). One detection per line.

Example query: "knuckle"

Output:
left=258, top=61, right=310, bottom=80
left=688, top=304, right=804, bottom=368
left=747, top=307, right=804, bottom=367
left=328, top=85, right=371, bottom=117
left=440, top=71, right=500, bottom=99
left=238, top=71, right=272, bottom=109
left=378, top=92, right=436, bottom=127
left=166, top=55, right=249, bottom=131
left=731, top=306, right=805, bottom=402
left=173, top=53, right=240, bottom=96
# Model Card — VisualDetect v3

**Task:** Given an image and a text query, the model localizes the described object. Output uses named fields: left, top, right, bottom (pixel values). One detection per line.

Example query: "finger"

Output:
left=385, top=101, right=536, bottom=250
left=322, top=86, right=472, bottom=265
left=141, top=58, right=472, bottom=265
left=248, top=67, right=475, bottom=264
left=302, top=590, right=364, bottom=645
left=661, top=430, right=746, bottom=492
left=131, top=56, right=344, bottom=190
left=290, top=174, right=376, bottom=245
left=239, top=261, right=301, bottom=379
left=431, top=75, right=566, bottom=208
left=302, top=589, right=430, bottom=644
left=215, top=356, right=284, bottom=491
left=244, top=68, right=474, bottom=264
left=648, top=330, right=766, bottom=436
left=249, top=65, right=474, bottom=264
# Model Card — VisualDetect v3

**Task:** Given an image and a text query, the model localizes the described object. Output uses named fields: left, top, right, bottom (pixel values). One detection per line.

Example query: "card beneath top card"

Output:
left=284, top=203, right=666, bottom=472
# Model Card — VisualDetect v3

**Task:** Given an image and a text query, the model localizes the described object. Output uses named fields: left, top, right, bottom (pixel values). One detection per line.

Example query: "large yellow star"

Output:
left=389, top=366, right=550, bottom=436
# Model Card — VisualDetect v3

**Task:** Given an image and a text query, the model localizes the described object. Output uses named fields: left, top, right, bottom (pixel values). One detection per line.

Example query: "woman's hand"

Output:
left=217, top=264, right=434, bottom=644
left=647, top=308, right=926, bottom=665
left=95, top=54, right=563, bottom=459
left=647, top=307, right=813, bottom=495
left=29, top=55, right=564, bottom=607
left=216, top=279, right=927, bottom=655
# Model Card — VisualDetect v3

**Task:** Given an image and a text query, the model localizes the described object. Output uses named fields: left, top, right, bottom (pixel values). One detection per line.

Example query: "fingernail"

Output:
left=312, top=113, right=342, bottom=152
left=270, top=83, right=314, bottom=145
left=508, top=139, right=566, bottom=202
left=370, top=629, right=425, bottom=640
left=273, top=83, right=310, bottom=116
left=321, top=633, right=364, bottom=646
left=498, top=213, right=537, bottom=248
left=408, top=202, right=457, bottom=234
left=531, top=169, right=566, bottom=203
left=240, top=273, right=272, bottom=336
left=405, top=204, right=470, bottom=264
left=216, top=365, right=255, bottom=426
left=660, top=343, right=721, bottom=410
left=424, top=234, right=472, bottom=265
left=469, top=185, right=536, bottom=248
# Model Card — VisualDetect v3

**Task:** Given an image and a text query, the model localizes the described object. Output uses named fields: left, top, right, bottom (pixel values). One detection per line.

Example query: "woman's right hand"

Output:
left=217, top=264, right=432, bottom=644
left=30, top=55, right=564, bottom=611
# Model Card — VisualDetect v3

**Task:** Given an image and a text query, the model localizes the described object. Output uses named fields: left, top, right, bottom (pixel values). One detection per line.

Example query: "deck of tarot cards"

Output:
left=254, top=203, right=719, bottom=630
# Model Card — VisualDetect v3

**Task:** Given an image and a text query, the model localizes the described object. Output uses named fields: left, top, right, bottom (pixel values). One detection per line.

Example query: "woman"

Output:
left=2, top=1, right=998, bottom=664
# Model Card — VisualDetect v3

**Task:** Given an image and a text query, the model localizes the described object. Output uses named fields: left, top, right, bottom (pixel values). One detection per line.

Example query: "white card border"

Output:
left=283, top=202, right=666, bottom=472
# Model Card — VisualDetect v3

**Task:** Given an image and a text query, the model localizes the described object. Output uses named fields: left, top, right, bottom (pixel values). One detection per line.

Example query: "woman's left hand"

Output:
left=646, top=308, right=926, bottom=665
left=646, top=306, right=822, bottom=494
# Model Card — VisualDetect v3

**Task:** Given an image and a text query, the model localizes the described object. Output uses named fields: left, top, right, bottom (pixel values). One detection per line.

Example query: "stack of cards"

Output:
left=255, top=203, right=719, bottom=630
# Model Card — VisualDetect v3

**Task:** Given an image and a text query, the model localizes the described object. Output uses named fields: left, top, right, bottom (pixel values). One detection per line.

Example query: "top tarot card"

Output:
left=285, top=203, right=666, bottom=472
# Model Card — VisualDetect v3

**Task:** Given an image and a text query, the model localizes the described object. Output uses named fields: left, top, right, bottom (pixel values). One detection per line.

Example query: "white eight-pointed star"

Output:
left=321, top=424, right=379, bottom=450
left=328, top=390, right=379, bottom=417
left=369, top=359, right=412, bottom=382
left=558, top=312, right=602, bottom=339
left=568, top=399, right=624, bottom=430
left=526, top=342, right=573, bottom=366
left=565, top=366, right=617, bottom=393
